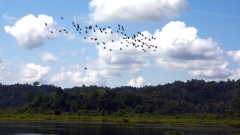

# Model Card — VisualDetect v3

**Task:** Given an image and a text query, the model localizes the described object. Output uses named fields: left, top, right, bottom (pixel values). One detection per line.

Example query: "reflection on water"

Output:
left=0, top=121, right=240, bottom=135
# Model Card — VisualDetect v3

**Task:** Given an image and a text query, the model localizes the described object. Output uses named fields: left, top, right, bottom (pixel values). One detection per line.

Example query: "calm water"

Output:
left=0, top=121, right=240, bottom=135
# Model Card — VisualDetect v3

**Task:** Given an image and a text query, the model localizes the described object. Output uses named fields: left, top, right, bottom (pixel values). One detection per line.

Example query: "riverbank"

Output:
left=0, top=114, right=239, bottom=127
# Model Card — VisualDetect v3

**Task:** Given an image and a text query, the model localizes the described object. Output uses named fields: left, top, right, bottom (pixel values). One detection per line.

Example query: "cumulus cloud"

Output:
left=151, top=21, right=232, bottom=79
left=19, top=63, right=51, bottom=83
left=39, top=52, right=58, bottom=62
left=50, top=65, right=107, bottom=86
left=4, top=14, right=75, bottom=50
left=88, top=21, right=233, bottom=82
left=89, top=0, right=189, bottom=23
left=128, top=76, right=148, bottom=87
left=227, top=50, right=240, bottom=64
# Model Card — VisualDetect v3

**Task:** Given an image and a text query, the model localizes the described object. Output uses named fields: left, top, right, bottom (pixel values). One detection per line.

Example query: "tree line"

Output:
left=0, top=79, right=239, bottom=117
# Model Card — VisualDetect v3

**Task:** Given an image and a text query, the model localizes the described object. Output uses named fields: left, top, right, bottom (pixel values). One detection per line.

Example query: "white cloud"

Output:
left=19, top=63, right=51, bottom=83
left=128, top=76, right=148, bottom=87
left=50, top=66, right=107, bottom=86
left=227, top=50, right=240, bottom=64
left=89, top=21, right=233, bottom=81
left=152, top=21, right=232, bottom=79
left=4, top=14, right=75, bottom=50
left=89, top=0, right=189, bottom=23
left=39, top=52, right=58, bottom=62
left=3, top=14, right=18, bottom=23
left=130, top=68, right=142, bottom=75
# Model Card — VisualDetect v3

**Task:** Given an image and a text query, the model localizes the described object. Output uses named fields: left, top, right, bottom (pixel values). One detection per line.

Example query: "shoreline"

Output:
left=0, top=114, right=239, bottom=127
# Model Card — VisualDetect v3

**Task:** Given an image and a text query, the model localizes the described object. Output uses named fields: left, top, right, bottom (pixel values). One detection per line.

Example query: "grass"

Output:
left=0, top=113, right=239, bottom=127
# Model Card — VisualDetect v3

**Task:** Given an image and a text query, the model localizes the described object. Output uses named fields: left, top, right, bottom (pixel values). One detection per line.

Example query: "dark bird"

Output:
left=122, top=26, right=124, bottom=31
left=117, top=31, right=119, bottom=33
left=85, top=26, right=88, bottom=29
left=97, top=42, right=99, bottom=45
left=84, top=37, right=87, bottom=39
left=59, top=30, right=61, bottom=32
left=50, top=31, right=53, bottom=33
left=105, top=32, right=107, bottom=34
left=120, top=48, right=122, bottom=50
left=84, top=67, right=87, bottom=70
left=95, top=25, right=98, bottom=27
left=93, top=29, right=96, bottom=32
left=112, top=40, right=114, bottom=42
left=103, top=42, right=105, bottom=45
left=79, top=32, right=81, bottom=34
left=94, top=38, right=97, bottom=41
left=85, top=30, right=88, bottom=33
left=104, top=47, right=106, bottom=49
left=108, top=26, right=110, bottom=28
left=110, top=49, right=112, bottom=51
left=91, top=38, right=93, bottom=40
left=66, top=31, right=68, bottom=34
left=63, top=29, right=66, bottom=31
left=118, top=24, right=120, bottom=27
left=45, top=23, right=47, bottom=26
left=61, top=17, right=63, bottom=19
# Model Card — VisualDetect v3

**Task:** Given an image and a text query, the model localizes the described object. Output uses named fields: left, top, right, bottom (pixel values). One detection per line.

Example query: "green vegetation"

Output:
left=0, top=79, right=240, bottom=126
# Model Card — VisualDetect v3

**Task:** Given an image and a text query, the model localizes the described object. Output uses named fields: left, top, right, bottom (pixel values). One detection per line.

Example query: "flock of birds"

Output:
left=45, top=17, right=159, bottom=70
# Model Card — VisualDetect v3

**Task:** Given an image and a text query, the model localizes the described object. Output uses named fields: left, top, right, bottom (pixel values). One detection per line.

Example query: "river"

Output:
left=0, top=121, right=240, bottom=135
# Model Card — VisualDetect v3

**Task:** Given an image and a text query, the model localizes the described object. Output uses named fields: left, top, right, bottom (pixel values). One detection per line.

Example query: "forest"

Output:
left=0, top=79, right=239, bottom=118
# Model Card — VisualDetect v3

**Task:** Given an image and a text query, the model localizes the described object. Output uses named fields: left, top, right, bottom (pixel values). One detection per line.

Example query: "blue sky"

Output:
left=0, top=0, right=240, bottom=88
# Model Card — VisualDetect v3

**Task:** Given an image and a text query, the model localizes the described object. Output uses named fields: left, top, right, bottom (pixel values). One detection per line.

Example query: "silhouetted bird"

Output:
left=59, top=30, right=61, bottom=32
left=94, top=38, right=97, bottom=41
left=45, top=23, right=47, bottom=26
left=84, top=37, right=87, bottom=39
left=61, top=17, right=63, bottom=19
left=84, top=67, right=87, bottom=70
left=50, top=31, right=53, bottom=33
left=95, top=25, right=98, bottom=27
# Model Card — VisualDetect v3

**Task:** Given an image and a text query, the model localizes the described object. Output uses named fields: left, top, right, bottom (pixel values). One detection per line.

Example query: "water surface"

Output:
left=0, top=121, right=239, bottom=135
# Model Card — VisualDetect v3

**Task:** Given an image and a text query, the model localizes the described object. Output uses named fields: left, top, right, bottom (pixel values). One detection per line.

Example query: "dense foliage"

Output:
left=0, top=79, right=239, bottom=117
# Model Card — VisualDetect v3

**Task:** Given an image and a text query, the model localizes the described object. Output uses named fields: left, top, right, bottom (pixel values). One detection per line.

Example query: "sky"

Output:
left=0, top=0, right=240, bottom=88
